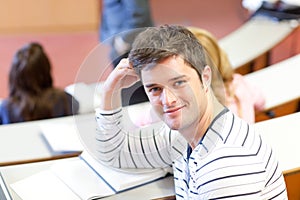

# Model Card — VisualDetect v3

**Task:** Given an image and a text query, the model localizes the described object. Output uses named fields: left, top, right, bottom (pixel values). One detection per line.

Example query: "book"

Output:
left=80, top=151, right=169, bottom=192
left=64, top=82, right=102, bottom=114
left=10, top=151, right=170, bottom=200
left=39, top=122, right=84, bottom=154
left=38, top=113, right=96, bottom=154
left=10, top=170, right=81, bottom=200
left=0, top=172, right=12, bottom=200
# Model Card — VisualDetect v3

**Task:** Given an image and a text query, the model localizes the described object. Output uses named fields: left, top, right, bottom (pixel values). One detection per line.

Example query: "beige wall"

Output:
left=0, top=0, right=100, bottom=33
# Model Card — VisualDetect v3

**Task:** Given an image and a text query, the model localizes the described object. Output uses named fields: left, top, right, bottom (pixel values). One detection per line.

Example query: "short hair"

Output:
left=128, top=25, right=207, bottom=82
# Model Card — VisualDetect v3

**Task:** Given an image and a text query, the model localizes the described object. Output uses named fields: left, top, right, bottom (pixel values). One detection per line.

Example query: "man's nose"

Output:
left=161, top=88, right=177, bottom=106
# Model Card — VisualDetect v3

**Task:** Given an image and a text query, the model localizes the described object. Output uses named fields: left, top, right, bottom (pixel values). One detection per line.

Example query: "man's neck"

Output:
left=181, top=93, right=225, bottom=150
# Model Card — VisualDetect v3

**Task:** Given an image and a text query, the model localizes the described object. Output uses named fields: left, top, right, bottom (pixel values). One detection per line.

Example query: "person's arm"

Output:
left=238, top=74, right=266, bottom=111
left=94, top=59, right=186, bottom=169
left=95, top=107, right=178, bottom=169
left=99, top=58, right=139, bottom=111
left=229, top=74, right=266, bottom=123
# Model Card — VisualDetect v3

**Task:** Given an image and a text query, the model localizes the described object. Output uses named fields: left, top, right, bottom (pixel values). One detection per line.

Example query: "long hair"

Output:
left=9, top=43, right=53, bottom=97
left=187, top=27, right=236, bottom=105
left=187, top=27, right=234, bottom=82
left=7, top=42, right=72, bottom=122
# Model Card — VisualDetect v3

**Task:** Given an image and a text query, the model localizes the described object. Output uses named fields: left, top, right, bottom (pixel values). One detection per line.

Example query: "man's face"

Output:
left=141, top=56, right=208, bottom=131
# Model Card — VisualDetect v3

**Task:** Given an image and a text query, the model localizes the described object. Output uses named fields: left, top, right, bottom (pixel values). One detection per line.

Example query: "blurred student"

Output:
left=188, top=27, right=265, bottom=124
left=99, top=0, right=154, bottom=105
left=242, top=0, right=300, bottom=13
left=100, top=0, right=154, bottom=67
left=0, top=42, right=79, bottom=125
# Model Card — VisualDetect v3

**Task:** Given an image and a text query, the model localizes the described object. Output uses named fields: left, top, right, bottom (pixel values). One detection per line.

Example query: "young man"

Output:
left=95, top=25, right=287, bottom=199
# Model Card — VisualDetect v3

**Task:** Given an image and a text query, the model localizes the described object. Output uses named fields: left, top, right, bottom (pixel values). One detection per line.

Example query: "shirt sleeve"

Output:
left=231, top=73, right=266, bottom=123
left=94, top=106, right=187, bottom=169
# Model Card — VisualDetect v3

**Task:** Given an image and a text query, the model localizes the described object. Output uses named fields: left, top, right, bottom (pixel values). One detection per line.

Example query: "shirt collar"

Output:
left=187, top=107, right=229, bottom=159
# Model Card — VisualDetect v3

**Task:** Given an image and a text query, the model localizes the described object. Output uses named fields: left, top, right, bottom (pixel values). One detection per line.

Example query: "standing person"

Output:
left=94, top=25, right=287, bottom=199
left=100, top=0, right=154, bottom=67
left=99, top=0, right=154, bottom=105
left=0, top=42, right=79, bottom=125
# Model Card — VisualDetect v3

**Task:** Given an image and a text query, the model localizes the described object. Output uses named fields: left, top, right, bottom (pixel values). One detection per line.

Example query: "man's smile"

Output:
left=164, top=105, right=185, bottom=114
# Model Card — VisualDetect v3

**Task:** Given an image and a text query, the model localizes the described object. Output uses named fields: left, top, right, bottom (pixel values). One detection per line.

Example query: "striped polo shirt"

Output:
left=95, top=107, right=287, bottom=199
left=173, top=108, right=287, bottom=199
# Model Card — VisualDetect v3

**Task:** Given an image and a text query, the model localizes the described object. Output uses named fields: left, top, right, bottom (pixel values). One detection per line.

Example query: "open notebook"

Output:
left=10, top=151, right=170, bottom=200
left=38, top=112, right=96, bottom=154
left=39, top=122, right=84, bottom=153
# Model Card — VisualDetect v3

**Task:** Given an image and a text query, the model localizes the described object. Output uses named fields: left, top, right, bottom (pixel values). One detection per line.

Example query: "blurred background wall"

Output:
left=0, top=0, right=298, bottom=99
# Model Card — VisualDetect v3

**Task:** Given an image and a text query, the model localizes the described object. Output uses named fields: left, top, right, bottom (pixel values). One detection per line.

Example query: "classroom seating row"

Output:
left=244, top=53, right=300, bottom=121
left=2, top=52, right=299, bottom=166
left=219, top=15, right=299, bottom=74
left=0, top=16, right=299, bottom=199
left=1, top=111, right=299, bottom=200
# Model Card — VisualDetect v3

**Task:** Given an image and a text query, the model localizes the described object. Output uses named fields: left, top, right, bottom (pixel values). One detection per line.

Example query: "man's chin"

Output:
left=165, top=119, right=181, bottom=130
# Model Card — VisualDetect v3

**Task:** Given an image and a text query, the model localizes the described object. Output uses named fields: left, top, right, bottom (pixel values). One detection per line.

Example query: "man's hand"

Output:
left=100, top=58, right=140, bottom=110
left=104, top=58, right=139, bottom=93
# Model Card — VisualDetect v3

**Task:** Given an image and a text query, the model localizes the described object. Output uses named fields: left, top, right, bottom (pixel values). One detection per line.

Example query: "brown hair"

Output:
left=6, top=42, right=75, bottom=122
left=129, top=25, right=207, bottom=83
left=187, top=27, right=236, bottom=103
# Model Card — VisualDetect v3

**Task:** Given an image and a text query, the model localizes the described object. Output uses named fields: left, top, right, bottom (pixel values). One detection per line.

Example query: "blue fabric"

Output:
left=99, top=0, right=153, bottom=106
left=100, top=0, right=153, bottom=42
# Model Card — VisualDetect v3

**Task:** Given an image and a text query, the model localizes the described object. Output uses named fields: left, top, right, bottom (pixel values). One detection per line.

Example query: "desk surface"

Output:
left=1, top=112, right=299, bottom=199
left=219, top=16, right=297, bottom=69
left=0, top=157, right=175, bottom=200
left=0, top=101, right=156, bottom=166
left=255, top=112, right=300, bottom=174
left=0, top=113, right=95, bottom=166
left=244, top=54, right=300, bottom=110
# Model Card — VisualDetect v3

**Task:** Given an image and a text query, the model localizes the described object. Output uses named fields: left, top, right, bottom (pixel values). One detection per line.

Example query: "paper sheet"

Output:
left=39, top=122, right=84, bottom=153
left=10, top=170, right=80, bottom=200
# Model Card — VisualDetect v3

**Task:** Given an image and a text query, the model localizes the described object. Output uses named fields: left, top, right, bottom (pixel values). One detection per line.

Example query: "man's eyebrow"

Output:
left=168, top=75, right=187, bottom=83
left=145, top=83, right=156, bottom=88
left=145, top=75, right=188, bottom=88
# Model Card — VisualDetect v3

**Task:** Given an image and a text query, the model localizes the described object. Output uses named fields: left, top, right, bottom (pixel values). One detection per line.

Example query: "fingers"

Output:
left=116, top=58, right=131, bottom=69
left=115, top=58, right=137, bottom=77
left=104, top=58, right=139, bottom=91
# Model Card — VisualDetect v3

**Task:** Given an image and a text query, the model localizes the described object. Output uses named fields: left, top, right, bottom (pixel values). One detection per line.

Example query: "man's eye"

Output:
left=174, top=80, right=186, bottom=87
left=149, top=87, right=161, bottom=93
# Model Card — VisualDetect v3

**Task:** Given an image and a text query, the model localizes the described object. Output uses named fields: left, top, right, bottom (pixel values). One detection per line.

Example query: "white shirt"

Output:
left=242, top=0, right=300, bottom=12
left=95, top=107, right=287, bottom=199
left=173, top=108, right=287, bottom=199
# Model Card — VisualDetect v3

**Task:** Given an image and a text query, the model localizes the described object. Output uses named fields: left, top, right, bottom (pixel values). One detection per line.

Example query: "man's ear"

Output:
left=201, top=65, right=212, bottom=87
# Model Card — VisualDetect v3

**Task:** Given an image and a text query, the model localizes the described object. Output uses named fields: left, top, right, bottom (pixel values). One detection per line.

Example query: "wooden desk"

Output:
left=255, top=112, right=300, bottom=199
left=0, top=158, right=175, bottom=200
left=0, top=98, right=157, bottom=167
left=0, top=113, right=96, bottom=166
left=244, top=54, right=300, bottom=121
left=219, top=16, right=298, bottom=74
left=1, top=112, right=299, bottom=199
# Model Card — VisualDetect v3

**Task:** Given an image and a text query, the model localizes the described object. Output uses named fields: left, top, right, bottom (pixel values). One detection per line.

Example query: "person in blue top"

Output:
left=99, top=0, right=154, bottom=106
left=0, top=42, right=79, bottom=125
left=99, top=0, right=153, bottom=67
